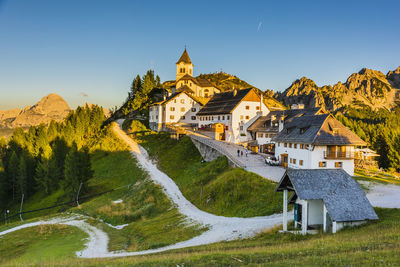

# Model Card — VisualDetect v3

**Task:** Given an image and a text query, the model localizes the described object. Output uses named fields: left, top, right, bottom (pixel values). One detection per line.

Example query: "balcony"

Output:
left=324, top=151, right=354, bottom=159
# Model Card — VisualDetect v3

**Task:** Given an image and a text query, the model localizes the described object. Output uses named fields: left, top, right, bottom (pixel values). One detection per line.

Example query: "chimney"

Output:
left=278, top=115, right=285, bottom=132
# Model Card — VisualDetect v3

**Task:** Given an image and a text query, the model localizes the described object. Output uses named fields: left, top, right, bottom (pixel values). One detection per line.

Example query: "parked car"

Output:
left=265, top=156, right=280, bottom=166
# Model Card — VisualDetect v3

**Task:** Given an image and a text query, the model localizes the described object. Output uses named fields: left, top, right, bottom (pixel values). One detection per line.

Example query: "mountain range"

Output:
left=276, top=66, right=400, bottom=111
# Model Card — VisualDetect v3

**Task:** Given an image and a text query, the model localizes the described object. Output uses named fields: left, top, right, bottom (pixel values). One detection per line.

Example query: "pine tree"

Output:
left=16, top=155, right=27, bottom=197
left=35, top=158, right=50, bottom=194
left=8, top=151, right=19, bottom=200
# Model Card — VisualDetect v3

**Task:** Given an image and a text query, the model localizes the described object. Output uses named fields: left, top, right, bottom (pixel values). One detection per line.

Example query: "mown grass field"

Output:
left=135, top=131, right=283, bottom=217
left=0, top=224, right=88, bottom=266
left=1, top=208, right=398, bottom=266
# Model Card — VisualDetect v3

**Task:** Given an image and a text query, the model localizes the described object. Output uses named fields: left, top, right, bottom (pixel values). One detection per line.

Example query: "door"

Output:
left=281, top=154, right=288, bottom=168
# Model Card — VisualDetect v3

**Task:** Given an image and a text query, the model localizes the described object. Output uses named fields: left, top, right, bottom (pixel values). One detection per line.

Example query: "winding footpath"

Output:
left=0, top=122, right=285, bottom=258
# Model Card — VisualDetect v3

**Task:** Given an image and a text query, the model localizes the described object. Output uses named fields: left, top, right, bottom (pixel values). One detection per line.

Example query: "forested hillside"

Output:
left=0, top=105, right=123, bottom=211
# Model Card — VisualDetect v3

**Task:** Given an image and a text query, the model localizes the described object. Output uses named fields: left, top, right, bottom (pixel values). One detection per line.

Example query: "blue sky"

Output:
left=0, top=0, right=399, bottom=109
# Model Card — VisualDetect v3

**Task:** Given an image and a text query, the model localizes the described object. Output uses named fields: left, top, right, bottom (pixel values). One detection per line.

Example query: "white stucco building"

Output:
left=196, top=88, right=269, bottom=143
left=272, top=114, right=366, bottom=176
left=149, top=91, right=204, bottom=131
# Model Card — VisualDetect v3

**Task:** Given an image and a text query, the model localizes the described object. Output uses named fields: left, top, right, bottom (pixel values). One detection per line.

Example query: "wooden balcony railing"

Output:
left=324, top=151, right=354, bottom=159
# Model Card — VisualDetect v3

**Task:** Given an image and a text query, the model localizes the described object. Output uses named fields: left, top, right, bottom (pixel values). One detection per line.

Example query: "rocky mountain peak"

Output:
left=0, top=93, right=71, bottom=128
left=387, top=66, right=400, bottom=89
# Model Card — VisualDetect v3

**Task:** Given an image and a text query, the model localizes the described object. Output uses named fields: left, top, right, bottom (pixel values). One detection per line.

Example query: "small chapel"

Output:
left=172, top=49, right=220, bottom=98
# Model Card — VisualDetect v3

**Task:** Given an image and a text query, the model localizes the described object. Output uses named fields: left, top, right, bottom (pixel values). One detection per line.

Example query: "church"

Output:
left=149, top=49, right=219, bottom=131
left=172, top=49, right=220, bottom=98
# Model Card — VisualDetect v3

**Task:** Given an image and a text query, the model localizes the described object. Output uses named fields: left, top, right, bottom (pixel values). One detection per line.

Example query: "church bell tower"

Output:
left=176, top=48, right=193, bottom=81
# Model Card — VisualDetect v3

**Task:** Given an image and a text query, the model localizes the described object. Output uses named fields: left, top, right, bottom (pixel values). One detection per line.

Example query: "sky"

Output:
left=0, top=0, right=399, bottom=110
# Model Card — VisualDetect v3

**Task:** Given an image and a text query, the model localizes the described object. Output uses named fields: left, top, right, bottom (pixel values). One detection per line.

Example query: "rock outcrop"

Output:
left=277, top=66, right=400, bottom=111
left=0, top=94, right=71, bottom=128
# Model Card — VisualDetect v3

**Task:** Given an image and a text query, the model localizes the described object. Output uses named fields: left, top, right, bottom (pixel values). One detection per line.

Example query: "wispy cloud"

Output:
left=257, top=21, right=262, bottom=31
left=80, top=92, right=88, bottom=97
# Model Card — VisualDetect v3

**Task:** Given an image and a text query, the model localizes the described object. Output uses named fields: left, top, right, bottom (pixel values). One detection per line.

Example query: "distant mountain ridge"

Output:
left=276, top=66, right=400, bottom=111
left=0, top=93, right=71, bottom=128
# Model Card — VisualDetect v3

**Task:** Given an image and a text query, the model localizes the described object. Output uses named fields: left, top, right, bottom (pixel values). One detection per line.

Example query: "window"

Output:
left=156, top=115, right=158, bottom=119
left=245, top=116, right=249, bottom=120
left=181, top=107, right=185, bottom=112
left=305, top=144, right=309, bottom=150
left=189, top=69, right=192, bottom=74
left=240, top=126, right=243, bottom=131
left=191, top=108, right=196, bottom=112
left=181, top=99, right=185, bottom=104
left=289, top=143, right=292, bottom=148
left=300, top=144, right=304, bottom=149
left=170, top=107, right=175, bottom=111
left=290, top=158, right=292, bottom=164
left=335, top=162, right=343, bottom=168
left=204, top=89, right=209, bottom=98
left=222, top=116, right=225, bottom=120
left=258, top=133, right=263, bottom=138
left=190, top=83, right=192, bottom=86
left=278, top=142, right=281, bottom=147
left=319, top=161, right=327, bottom=167
left=227, top=115, right=230, bottom=120
left=174, top=99, right=177, bottom=103
left=240, top=115, right=244, bottom=120
left=299, top=160, right=303, bottom=166
left=294, top=144, right=297, bottom=149
left=284, top=143, right=287, bottom=148
left=293, top=159, right=296, bottom=164
left=256, top=106, right=260, bottom=110
left=170, top=115, right=175, bottom=119
left=245, top=106, right=250, bottom=110
left=218, top=116, right=220, bottom=120
left=191, top=116, right=196, bottom=120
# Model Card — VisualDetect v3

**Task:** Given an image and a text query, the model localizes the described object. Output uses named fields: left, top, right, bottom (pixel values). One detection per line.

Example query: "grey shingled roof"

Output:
left=197, top=88, right=254, bottom=115
left=248, top=108, right=323, bottom=133
left=271, top=114, right=366, bottom=145
left=276, top=169, right=378, bottom=222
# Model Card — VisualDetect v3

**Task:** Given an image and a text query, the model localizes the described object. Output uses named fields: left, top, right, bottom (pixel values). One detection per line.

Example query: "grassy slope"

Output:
left=0, top=224, right=88, bottom=266
left=136, top=132, right=282, bottom=217
left=355, top=168, right=400, bottom=185
left=8, top=208, right=398, bottom=266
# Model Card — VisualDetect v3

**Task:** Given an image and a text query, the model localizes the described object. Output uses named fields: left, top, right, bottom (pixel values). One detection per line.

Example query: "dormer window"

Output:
left=300, top=127, right=309, bottom=134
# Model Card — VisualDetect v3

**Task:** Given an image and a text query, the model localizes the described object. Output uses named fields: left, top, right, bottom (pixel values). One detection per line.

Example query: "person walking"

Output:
left=237, top=149, right=240, bottom=157
left=245, top=149, right=248, bottom=157
left=241, top=151, right=243, bottom=157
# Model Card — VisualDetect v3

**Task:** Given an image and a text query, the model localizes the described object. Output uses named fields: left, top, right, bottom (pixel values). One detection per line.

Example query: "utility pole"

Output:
left=76, top=182, right=83, bottom=206
left=19, top=194, right=24, bottom=222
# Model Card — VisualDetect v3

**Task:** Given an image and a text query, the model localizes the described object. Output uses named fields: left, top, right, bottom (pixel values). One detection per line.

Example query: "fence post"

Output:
left=19, top=194, right=24, bottom=222
left=76, top=182, right=83, bottom=206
